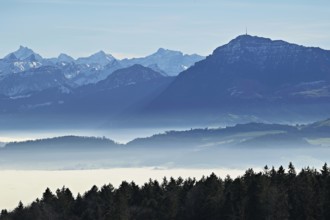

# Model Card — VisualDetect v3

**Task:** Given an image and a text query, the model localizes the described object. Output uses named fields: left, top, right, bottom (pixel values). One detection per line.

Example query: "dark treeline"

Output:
left=1, top=163, right=330, bottom=220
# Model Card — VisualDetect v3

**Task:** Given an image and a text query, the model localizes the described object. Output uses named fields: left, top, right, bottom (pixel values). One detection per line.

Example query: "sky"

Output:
left=1, top=0, right=330, bottom=59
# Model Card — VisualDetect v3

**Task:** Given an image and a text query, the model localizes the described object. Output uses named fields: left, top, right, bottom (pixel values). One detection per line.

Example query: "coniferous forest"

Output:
left=1, top=163, right=330, bottom=220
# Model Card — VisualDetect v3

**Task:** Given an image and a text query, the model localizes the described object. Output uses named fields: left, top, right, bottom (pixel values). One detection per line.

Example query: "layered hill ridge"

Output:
left=4, top=118, right=330, bottom=150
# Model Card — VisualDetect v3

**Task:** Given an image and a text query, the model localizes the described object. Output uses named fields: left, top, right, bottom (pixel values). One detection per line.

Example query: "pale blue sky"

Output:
left=1, top=0, right=330, bottom=59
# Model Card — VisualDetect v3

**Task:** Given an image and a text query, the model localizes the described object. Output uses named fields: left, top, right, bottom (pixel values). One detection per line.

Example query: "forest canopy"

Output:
left=1, top=163, right=330, bottom=220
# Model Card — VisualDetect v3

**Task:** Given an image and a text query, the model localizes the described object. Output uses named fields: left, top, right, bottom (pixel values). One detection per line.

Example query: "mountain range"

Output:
left=0, top=46, right=203, bottom=94
left=1, top=35, right=330, bottom=127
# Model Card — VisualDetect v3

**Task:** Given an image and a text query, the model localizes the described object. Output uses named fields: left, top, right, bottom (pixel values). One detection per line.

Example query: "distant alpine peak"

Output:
left=93, top=51, right=115, bottom=63
left=17, top=45, right=32, bottom=52
left=57, top=53, right=74, bottom=62
left=76, top=50, right=115, bottom=66
left=93, top=50, right=106, bottom=56
left=92, top=50, right=113, bottom=57
left=156, top=48, right=169, bottom=53
left=155, top=48, right=183, bottom=56
left=4, top=45, right=43, bottom=61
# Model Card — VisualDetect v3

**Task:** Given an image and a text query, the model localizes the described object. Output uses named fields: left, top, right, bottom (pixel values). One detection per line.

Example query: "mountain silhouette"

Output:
left=147, top=35, right=330, bottom=119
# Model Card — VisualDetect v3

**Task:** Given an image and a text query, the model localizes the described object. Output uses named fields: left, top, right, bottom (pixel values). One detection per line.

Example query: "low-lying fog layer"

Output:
left=1, top=119, right=330, bottom=211
left=1, top=119, right=330, bottom=170
left=0, top=167, right=247, bottom=211
left=0, top=146, right=328, bottom=170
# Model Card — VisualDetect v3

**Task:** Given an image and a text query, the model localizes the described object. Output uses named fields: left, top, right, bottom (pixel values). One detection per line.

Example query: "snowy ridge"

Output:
left=0, top=46, right=203, bottom=93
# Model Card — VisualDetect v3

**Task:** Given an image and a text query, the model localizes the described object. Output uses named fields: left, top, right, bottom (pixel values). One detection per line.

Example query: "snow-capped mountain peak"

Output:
left=4, top=46, right=43, bottom=61
left=0, top=45, right=204, bottom=93
left=93, top=50, right=115, bottom=61
left=76, top=50, right=115, bottom=66
left=119, top=48, right=204, bottom=76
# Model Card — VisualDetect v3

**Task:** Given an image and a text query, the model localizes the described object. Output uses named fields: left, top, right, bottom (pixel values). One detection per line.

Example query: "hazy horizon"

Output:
left=1, top=0, right=330, bottom=58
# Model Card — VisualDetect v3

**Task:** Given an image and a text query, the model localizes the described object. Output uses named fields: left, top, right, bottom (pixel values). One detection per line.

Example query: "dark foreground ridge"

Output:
left=1, top=163, right=330, bottom=220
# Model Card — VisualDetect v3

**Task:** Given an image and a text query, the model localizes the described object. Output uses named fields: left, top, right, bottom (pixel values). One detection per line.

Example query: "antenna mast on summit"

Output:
left=246, top=27, right=248, bottom=35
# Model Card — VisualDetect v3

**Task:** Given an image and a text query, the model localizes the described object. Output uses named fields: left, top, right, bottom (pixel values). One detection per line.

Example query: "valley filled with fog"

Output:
left=1, top=119, right=330, bottom=210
